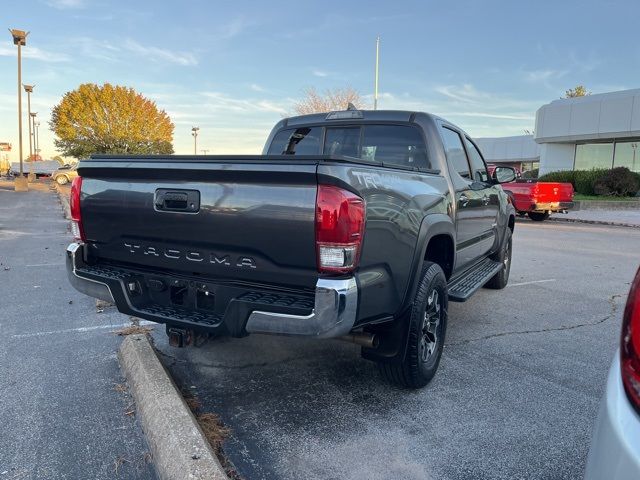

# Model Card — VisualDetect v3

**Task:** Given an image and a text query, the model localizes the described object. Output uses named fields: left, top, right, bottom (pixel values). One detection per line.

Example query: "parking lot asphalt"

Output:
left=0, top=181, right=156, bottom=480
left=152, top=219, right=640, bottom=480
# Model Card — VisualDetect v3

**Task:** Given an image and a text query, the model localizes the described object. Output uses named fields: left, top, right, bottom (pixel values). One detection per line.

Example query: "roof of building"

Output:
left=534, top=88, right=640, bottom=144
left=475, top=135, right=540, bottom=163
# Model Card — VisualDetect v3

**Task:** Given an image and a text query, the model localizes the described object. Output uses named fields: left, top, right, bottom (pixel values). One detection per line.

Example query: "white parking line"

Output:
left=508, top=279, right=557, bottom=287
left=11, top=320, right=156, bottom=338
left=24, top=263, right=65, bottom=267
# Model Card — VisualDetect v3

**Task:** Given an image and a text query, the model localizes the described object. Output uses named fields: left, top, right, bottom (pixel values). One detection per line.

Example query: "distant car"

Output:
left=52, top=164, right=78, bottom=185
left=585, top=266, right=640, bottom=479
left=487, top=164, right=574, bottom=221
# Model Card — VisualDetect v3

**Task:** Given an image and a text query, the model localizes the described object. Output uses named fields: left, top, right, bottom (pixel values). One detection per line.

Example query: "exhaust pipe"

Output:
left=338, top=332, right=379, bottom=349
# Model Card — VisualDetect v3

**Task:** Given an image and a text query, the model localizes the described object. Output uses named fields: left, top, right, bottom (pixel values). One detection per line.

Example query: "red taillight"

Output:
left=70, top=176, right=86, bottom=242
left=315, top=184, right=365, bottom=274
left=621, top=266, right=640, bottom=414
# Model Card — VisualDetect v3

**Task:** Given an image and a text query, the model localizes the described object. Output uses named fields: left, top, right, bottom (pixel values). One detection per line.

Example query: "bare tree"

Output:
left=292, top=87, right=369, bottom=115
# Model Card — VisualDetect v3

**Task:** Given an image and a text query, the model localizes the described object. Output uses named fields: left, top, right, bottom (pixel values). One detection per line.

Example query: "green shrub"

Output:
left=521, top=168, right=539, bottom=179
left=538, top=170, right=575, bottom=184
left=539, top=168, right=608, bottom=195
left=576, top=169, right=610, bottom=195
left=593, top=167, right=640, bottom=196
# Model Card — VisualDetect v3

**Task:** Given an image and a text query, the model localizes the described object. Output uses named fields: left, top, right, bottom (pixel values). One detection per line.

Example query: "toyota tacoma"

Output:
left=66, top=109, right=516, bottom=388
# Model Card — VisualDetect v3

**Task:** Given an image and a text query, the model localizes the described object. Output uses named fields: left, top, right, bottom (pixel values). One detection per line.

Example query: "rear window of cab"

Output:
left=267, top=124, right=430, bottom=171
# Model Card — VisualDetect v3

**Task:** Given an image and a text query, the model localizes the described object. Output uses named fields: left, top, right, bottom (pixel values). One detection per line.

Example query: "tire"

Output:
left=485, top=228, right=512, bottom=290
left=55, top=175, right=69, bottom=185
left=378, top=262, right=448, bottom=389
left=528, top=211, right=549, bottom=222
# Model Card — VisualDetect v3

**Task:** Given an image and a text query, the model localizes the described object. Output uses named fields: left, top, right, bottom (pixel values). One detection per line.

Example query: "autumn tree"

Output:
left=292, top=87, right=369, bottom=115
left=50, top=83, right=174, bottom=158
left=565, top=85, right=591, bottom=98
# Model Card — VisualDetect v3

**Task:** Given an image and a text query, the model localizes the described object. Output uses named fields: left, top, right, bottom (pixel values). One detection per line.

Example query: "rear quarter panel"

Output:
left=317, top=163, right=451, bottom=323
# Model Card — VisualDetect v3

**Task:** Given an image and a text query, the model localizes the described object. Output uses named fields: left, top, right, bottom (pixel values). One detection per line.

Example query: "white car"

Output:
left=585, top=266, right=640, bottom=479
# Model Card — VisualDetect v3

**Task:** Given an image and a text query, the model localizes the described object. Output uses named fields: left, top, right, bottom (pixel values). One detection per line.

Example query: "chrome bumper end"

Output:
left=66, top=242, right=115, bottom=303
left=245, top=277, right=358, bottom=338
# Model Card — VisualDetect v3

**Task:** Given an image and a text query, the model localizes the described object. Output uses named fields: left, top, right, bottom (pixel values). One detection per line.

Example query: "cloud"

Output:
left=123, top=39, right=198, bottom=66
left=523, top=69, right=568, bottom=83
left=200, top=91, right=288, bottom=115
left=0, top=45, right=71, bottom=62
left=250, top=83, right=265, bottom=92
left=444, top=112, right=535, bottom=121
left=74, top=37, right=120, bottom=61
left=364, top=88, right=538, bottom=138
left=435, top=84, right=489, bottom=104
left=312, top=69, right=329, bottom=78
left=218, top=17, right=252, bottom=40
left=45, top=0, right=86, bottom=8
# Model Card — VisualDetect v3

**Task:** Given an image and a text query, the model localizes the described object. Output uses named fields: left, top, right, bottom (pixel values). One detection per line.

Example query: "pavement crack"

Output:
left=446, top=293, right=623, bottom=346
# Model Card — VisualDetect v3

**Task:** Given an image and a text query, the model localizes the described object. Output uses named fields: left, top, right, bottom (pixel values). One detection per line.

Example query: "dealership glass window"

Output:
left=441, top=127, right=471, bottom=179
left=613, top=141, right=640, bottom=172
left=267, top=127, right=322, bottom=155
left=574, top=143, right=614, bottom=170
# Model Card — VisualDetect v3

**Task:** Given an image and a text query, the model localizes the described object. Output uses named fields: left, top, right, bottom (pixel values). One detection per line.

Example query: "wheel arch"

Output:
left=402, top=214, right=455, bottom=314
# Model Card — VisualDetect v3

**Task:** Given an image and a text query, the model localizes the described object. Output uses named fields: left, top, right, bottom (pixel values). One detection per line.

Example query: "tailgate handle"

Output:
left=155, top=189, right=200, bottom=213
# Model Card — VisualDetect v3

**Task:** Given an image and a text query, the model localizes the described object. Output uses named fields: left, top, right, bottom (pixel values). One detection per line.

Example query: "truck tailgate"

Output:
left=534, top=182, right=574, bottom=203
left=78, top=158, right=319, bottom=289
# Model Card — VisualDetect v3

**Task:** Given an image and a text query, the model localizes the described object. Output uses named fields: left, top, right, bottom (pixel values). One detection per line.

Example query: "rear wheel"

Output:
left=528, top=211, right=549, bottom=222
left=377, top=262, right=447, bottom=389
left=56, top=175, right=69, bottom=185
left=485, top=228, right=512, bottom=289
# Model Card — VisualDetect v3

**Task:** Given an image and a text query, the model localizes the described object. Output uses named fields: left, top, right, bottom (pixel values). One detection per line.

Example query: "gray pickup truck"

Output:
left=66, top=109, right=516, bottom=388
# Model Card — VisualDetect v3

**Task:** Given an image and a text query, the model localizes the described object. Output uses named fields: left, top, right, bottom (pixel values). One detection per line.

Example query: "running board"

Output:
left=448, top=258, right=503, bottom=302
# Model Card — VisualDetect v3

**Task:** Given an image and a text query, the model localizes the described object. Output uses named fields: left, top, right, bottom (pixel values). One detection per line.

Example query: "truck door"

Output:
left=440, top=127, right=496, bottom=270
left=463, top=135, right=500, bottom=245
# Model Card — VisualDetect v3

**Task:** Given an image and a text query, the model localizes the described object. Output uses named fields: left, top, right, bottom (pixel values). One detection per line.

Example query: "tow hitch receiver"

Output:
left=167, top=327, right=193, bottom=348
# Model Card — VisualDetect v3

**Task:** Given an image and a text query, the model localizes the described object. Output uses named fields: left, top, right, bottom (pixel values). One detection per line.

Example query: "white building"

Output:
left=477, top=88, right=640, bottom=175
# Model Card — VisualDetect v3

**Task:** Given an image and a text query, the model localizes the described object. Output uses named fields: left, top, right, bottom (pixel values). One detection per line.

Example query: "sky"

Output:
left=1, top=0, right=638, bottom=161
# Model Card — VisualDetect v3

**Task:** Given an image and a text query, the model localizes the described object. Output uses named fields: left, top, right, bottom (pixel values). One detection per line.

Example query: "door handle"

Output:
left=459, top=194, right=469, bottom=207
left=154, top=189, right=200, bottom=212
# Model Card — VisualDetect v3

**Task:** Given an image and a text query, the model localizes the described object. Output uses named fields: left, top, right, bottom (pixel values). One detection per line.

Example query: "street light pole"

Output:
left=24, top=85, right=34, bottom=161
left=374, top=36, right=380, bottom=110
left=10, top=29, right=29, bottom=191
left=201, top=149, right=209, bottom=155
left=191, top=127, right=199, bottom=155
left=34, top=120, right=40, bottom=159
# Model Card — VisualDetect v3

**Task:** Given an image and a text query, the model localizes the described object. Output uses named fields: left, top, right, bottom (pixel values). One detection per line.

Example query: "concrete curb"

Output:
left=52, top=183, right=71, bottom=220
left=118, top=335, right=228, bottom=480
left=575, top=199, right=640, bottom=211
left=548, top=216, right=640, bottom=229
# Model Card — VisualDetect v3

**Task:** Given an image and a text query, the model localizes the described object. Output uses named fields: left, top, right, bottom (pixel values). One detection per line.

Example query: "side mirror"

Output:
left=492, top=166, right=516, bottom=184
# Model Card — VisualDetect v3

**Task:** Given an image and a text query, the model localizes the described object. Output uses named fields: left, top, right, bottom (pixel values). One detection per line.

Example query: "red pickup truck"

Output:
left=488, top=165, right=575, bottom=221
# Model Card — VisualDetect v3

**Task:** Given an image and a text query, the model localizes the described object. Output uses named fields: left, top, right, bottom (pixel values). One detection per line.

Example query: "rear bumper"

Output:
left=66, top=242, right=357, bottom=338
left=585, top=355, right=640, bottom=480
left=532, top=201, right=574, bottom=212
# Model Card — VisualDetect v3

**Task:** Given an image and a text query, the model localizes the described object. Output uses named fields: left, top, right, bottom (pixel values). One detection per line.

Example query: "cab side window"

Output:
left=465, top=137, right=489, bottom=183
left=441, top=127, right=471, bottom=179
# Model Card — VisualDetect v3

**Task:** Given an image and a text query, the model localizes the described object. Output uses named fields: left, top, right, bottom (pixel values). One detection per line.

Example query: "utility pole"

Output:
left=374, top=36, right=380, bottom=110
left=24, top=85, right=34, bottom=161
left=10, top=29, right=29, bottom=191
left=191, top=126, right=199, bottom=154
left=201, top=149, right=209, bottom=155
left=34, top=120, right=40, bottom=160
